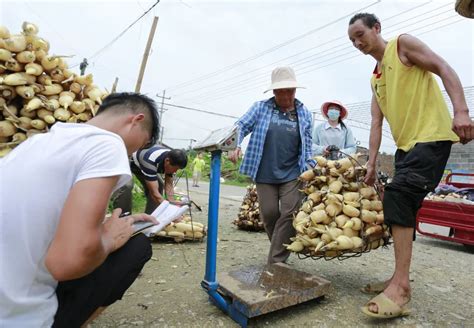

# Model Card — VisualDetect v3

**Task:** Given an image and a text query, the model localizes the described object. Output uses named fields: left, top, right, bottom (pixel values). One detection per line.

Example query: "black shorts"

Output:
left=383, top=141, right=452, bottom=229
left=53, top=234, right=152, bottom=328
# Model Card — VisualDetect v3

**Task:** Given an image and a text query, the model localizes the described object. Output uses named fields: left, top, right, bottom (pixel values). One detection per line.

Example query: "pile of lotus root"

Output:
left=233, top=184, right=264, bottom=231
left=0, top=22, right=106, bottom=157
left=151, top=215, right=206, bottom=242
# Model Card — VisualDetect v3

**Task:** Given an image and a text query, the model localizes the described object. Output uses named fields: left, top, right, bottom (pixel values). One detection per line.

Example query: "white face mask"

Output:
left=327, top=107, right=340, bottom=121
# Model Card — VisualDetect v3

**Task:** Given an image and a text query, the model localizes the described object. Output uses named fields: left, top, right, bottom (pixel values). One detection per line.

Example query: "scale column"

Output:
left=204, top=150, right=222, bottom=284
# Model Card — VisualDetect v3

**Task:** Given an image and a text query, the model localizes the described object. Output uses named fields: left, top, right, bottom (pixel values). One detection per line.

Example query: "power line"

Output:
left=160, top=100, right=391, bottom=137
left=163, top=85, right=473, bottom=142
left=294, top=14, right=462, bottom=79
left=416, top=17, right=464, bottom=36
left=162, top=103, right=239, bottom=119
left=168, top=0, right=436, bottom=98
left=193, top=11, right=461, bottom=103
left=191, top=6, right=455, bottom=102
left=159, top=85, right=472, bottom=148
left=163, top=111, right=212, bottom=132
left=70, top=0, right=160, bottom=68
left=164, top=0, right=381, bottom=91
left=172, top=5, right=453, bottom=102
left=87, top=0, right=160, bottom=61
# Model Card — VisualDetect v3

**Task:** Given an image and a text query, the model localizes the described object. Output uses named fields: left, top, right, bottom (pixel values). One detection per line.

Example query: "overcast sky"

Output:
left=2, top=0, right=473, bottom=153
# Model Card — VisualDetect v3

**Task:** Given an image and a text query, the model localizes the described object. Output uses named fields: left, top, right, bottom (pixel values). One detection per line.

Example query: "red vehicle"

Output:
left=416, top=173, right=474, bottom=252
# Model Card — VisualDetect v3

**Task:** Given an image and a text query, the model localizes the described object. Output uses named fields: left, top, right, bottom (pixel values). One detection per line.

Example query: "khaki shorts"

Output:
left=193, top=171, right=202, bottom=180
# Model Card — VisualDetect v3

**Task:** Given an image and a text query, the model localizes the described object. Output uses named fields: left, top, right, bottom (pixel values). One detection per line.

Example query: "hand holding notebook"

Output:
left=143, top=201, right=189, bottom=236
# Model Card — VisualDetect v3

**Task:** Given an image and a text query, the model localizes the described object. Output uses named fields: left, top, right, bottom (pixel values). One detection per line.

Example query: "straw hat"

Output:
left=264, top=67, right=305, bottom=93
left=321, top=100, right=348, bottom=120
left=455, top=0, right=474, bottom=18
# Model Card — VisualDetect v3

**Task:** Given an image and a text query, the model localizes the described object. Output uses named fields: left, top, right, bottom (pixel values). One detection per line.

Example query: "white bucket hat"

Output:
left=455, top=0, right=474, bottom=18
left=264, top=66, right=305, bottom=93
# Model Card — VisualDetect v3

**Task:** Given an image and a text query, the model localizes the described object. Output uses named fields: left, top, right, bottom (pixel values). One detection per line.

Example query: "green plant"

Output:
left=108, top=176, right=147, bottom=214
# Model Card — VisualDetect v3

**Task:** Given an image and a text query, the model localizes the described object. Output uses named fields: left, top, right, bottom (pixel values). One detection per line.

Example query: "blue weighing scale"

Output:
left=194, top=126, right=331, bottom=327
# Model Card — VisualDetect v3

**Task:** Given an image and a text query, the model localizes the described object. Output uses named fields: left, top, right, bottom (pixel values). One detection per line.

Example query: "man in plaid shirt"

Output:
left=229, top=67, right=314, bottom=264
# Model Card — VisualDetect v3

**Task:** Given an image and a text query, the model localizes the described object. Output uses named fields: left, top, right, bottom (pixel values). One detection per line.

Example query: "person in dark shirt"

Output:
left=114, top=146, right=188, bottom=214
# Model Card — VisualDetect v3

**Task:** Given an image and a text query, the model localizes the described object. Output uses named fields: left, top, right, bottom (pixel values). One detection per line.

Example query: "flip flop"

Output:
left=361, top=281, right=387, bottom=294
left=361, top=292, right=411, bottom=319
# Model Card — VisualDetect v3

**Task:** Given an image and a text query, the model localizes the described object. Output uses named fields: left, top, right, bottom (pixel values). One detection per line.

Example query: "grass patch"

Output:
left=132, top=191, right=147, bottom=213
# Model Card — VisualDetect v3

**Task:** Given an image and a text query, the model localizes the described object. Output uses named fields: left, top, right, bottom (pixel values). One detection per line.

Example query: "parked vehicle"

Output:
left=416, top=173, right=474, bottom=252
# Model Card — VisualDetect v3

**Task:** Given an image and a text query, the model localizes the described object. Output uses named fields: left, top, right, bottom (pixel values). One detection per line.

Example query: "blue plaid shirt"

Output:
left=236, top=97, right=313, bottom=181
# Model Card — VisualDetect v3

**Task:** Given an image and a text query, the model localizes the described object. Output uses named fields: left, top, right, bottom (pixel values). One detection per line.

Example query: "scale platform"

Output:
left=196, top=126, right=331, bottom=326
left=217, top=263, right=331, bottom=319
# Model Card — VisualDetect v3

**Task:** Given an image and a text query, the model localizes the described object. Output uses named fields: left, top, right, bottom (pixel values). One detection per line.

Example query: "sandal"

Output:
left=361, top=292, right=411, bottom=319
left=361, top=281, right=387, bottom=294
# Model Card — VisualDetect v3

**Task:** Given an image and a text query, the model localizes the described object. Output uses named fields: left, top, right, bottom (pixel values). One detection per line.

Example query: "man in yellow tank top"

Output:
left=348, top=13, right=473, bottom=319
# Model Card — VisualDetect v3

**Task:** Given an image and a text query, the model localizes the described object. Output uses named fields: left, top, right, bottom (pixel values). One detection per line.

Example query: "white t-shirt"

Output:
left=0, top=123, right=131, bottom=327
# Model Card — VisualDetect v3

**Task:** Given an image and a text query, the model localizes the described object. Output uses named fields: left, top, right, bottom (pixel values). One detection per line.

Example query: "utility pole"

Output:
left=156, top=90, right=171, bottom=142
left=111, top=77, right=119, bottom=93
left=135, top=16, right=159, bottom=93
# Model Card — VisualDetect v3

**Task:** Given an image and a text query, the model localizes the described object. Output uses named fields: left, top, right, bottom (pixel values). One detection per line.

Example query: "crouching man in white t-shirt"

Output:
left=0, top=92, right=160, bottom=327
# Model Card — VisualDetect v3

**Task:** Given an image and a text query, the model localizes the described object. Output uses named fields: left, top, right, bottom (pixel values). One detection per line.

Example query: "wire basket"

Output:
left=288, top=151, right=390, bottom=261
left=296, top=230, right=391, bottom=261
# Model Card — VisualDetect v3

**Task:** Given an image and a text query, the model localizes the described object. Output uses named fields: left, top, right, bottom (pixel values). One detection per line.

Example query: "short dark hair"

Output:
left=97, top=92, right=160, bottom=146
left=349, top=13, right=380, bottom=29
left=167, top=149, right=188, bottom=168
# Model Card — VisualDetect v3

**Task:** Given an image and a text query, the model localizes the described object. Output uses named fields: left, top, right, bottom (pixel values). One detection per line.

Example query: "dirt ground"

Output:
left=92, top=189, right=474, bottom=328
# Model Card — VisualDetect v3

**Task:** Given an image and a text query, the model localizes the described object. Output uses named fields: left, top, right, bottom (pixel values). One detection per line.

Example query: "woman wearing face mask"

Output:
left=312, top=100, right=356, bottom=159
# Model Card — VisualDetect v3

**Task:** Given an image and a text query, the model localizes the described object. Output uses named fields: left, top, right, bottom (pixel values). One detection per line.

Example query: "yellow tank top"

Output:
left=370, top=36, right=459, bottom=151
